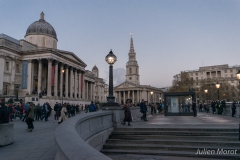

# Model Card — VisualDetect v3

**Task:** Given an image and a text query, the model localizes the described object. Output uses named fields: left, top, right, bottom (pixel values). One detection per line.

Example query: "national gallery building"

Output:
left=0, top=12, right=108, bottom=106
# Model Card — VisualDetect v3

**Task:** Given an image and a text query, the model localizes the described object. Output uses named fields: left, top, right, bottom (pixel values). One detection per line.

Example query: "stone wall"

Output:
left=55, top=111, right=113, bottom=160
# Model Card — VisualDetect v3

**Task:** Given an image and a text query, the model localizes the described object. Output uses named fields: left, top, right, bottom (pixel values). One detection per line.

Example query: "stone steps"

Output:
left=115, top=128, right=239, bottom=132
left=106, top=139, right=240, bottom=147
left=103, top=143, right=240, bottom=153
left=109, top=135, right=238, bottom=141
left=102, top=149, right=240, bottom=159
left=102, top=128, right=239, bottom=159
left=111, top=131, right=238, bottom=136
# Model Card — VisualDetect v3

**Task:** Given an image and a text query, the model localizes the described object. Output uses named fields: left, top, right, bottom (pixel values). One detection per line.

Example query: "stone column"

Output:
left=86, top=81, right=88, bottom=100
left=74, top=69, right=77, bottom=99
left=27, top=59, right=32, bottom=95
left=54, top=61, right=58, bottom=97
left=10, top=57, right=16, bottom=95
left=137, top=90, right=139, bottom=103
left=123, top=91, right=125, bottom=104
left=82, top=74, right=85, bottom=100
left=47, top=58, right=52, bottom=97
left=128, top=91, right=130, bottom=99
left=69, top=67, right=73, bottom=99
left=65, top=66, right=69, bottom=98
left=37, top=59, right=42, bottom=95
left=60, top=64, right=63, bottom=98
left=132, top=90, right=135, bottom=103
left=93, top=83, right=95, bottom=102
left=78, top=71, right=82, bottom=100
left=0, top=53, right=5, bottom=95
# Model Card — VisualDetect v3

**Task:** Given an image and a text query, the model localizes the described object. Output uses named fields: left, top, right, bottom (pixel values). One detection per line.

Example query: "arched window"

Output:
left=42, top=37, right=45, bottom=47
left=30, top=37, right=33, bottom=43
left=129, top=68, right=132, bottom=74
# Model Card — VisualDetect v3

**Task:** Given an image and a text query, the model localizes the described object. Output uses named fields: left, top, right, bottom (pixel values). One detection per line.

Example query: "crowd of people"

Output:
left=0, top=98, right=99, bottom=132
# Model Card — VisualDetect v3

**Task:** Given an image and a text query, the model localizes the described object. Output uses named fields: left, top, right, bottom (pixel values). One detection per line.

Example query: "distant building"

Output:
left=173, top=64, right=240, bottom=87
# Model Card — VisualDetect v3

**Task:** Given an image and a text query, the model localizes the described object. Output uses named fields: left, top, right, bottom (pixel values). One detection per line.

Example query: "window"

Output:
left=231, top=74, right=233, bottom=77
left=224, top=70, right=227, bottom=73
left=230, top=69, right=233, bottom=73
left=196, top=77, right=198, bottom=81
left=195, top=73, right=198, bottom=76
left=5, top=61, right=9, bottom=71
left=129, top=68, right=132, bottom=74
left=190, top=73, right=193, bottom=76
left=42, top=37, right=45, bottom=47
left=3, top=85, right=8, bottom=95
left=16, top=64, right=20, bottom=73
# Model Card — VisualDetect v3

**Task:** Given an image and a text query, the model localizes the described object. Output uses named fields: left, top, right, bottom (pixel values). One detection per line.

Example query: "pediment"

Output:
left=58, top=50, right=86, bottom=66
left=115, top=81, right=138, bottom=89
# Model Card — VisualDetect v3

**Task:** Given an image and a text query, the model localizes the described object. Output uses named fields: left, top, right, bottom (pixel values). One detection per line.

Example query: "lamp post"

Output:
left=102, top=50, right=119, bottom=106
left=61, top=69, right=65, bottom=106
left=15, top=85, right=20, bottom=101
left=215, top=82, right=220, bottom=101
left=204, top=89, right=208, bottom=103
left=236, top=70, right=240, bottom=141
left=150, top=91, right=153, bottom=103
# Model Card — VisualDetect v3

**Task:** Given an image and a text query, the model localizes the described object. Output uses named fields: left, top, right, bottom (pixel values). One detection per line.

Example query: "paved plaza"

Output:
left=0, top=111, right=239, bottom=160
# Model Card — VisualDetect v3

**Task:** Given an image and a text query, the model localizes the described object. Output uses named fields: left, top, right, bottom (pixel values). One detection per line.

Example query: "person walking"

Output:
left=89, top=101, right=96, bottom=112
left=58, top=104, right=68, bottom=124
left=232, top=101, right=236, bottom=117
left=140, top=99, right=148, bottom=121
left=192, top=101, right=197, bottom=117
left=122, top=99, right=132, bottom=126
left=41, top=103, right=49, bottom=121
left=211, top=100, right=216, bottom=114
left=153, top=103, right=157, bottom=115
left=35, top=103, right=41, bottom=121
left=54, top=102, right=60, bottom=122
left=26, top=104, right=35, bottom=132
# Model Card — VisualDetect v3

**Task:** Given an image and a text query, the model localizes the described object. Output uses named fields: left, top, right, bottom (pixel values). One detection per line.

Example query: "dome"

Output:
left=92, top=65, right=99, bottom=71
left=25, top=12, right=57, bottom=40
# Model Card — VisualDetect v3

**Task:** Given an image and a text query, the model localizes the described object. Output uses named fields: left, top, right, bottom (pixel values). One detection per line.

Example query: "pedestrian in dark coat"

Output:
left=140, top=99, right=148, bottom=121
left=232, top=101, right=236, bottom=117
left=211, top=100, right=216, bottom=114
left=122, top=99, right=132, bottom=126
left=192, top=101, right=197, bottom=117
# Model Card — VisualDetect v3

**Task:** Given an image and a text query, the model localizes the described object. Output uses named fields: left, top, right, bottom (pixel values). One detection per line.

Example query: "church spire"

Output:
left=130, top=32, right=134, bottom=52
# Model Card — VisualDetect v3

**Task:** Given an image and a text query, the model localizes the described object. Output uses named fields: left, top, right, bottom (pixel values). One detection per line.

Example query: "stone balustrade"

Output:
left=55, top=111, right=113, bottom=160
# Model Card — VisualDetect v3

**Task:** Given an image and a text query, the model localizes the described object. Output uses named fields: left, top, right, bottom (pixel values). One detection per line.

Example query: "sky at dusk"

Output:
left=1, top=0, right=240, bottom=88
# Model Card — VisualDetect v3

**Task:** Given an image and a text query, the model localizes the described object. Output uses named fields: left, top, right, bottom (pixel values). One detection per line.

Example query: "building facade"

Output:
left=0, top=12, right=107, bottom=106
left=173, top=64, right=240, bottom=87
left=114, top=35, right=163, bottom=104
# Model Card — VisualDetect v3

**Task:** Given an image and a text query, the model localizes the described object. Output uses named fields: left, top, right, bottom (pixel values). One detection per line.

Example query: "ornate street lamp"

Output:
left=204, top=89, right=208, bottom=103
left=215, top=82, right=220, bottom=100
left=150, top=91, right=153, bottom=103
left=102, top=50, right=119, bottom=106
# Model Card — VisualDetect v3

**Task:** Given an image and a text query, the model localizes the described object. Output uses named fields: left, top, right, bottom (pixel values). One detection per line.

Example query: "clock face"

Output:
left=129, top=77, right=132, bottom=80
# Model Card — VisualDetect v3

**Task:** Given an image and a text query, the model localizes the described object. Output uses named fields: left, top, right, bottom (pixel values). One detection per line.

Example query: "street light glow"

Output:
left=236, top=70, right=240, bottom=80
left=216, top=82, right=220, bottom=89
left=204, top=89, right=208, bottom=93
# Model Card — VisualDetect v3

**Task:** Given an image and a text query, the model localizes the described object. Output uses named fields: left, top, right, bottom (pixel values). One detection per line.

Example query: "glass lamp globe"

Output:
left=236, top=70, right=240, bottom=80
left=105, top=50, right=117, bottom=65
left=204, top=89, right=208, bottom=93
left=216, top=82, right=220, bottom=89
left=150, top=91, right=153, bottom=95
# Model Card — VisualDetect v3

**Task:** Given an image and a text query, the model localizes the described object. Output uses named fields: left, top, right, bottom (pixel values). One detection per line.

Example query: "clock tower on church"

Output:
left=126, top=34, right=140, bottom=85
